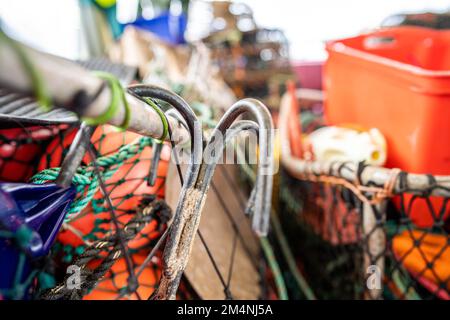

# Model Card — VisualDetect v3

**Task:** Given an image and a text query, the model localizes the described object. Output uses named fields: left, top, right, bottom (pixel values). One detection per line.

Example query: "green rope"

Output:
left=82, top=71, right=130, bottom=129
left=0, top=29, right=51, bottom=110
left=260, top=237, right=288, bottom=300
left=31, top=136, right=153, bottom=220
left=391, top=269, right=421, bottom=300
left=236, top=148, right=316, bottom=299
left=142, top=98, right=168, bottom=142
left=31, top=168, right=99, bottom=219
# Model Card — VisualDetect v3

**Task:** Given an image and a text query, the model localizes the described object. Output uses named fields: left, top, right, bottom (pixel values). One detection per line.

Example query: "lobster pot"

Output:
left=0, top=120, right=174, bottom=298
left=279, top=169, right=365, bottom=299
left=278, top=168, right=450, bottom=300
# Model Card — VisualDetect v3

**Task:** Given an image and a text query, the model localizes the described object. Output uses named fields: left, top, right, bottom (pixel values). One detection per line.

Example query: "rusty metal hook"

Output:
left=153, top=98, right=274, bottom=300
left=208, top=98, right=275, bottom=235
left=127, top=85, right=203, bottom=186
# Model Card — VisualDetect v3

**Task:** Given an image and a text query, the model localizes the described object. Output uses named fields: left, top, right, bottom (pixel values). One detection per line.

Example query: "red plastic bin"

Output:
left=324, top=27, right=450, bottom=175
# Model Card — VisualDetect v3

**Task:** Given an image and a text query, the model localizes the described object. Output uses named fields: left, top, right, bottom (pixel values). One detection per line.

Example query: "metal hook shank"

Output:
left=211, top=98, right=274, bottom=235
left=126, top=85, right=206, bottom=300
left=154, top=98, right=274, bottom=300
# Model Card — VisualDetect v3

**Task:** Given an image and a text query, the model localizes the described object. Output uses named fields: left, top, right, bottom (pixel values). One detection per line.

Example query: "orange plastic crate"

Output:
left=324, top=27, right=450, bottom=175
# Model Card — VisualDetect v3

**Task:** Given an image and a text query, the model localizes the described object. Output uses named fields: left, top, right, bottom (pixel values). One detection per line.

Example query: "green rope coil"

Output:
left=142, top=97, right=168, bottom=142
left=82, top=71, right=130, bottom=129
left=31, top=136, right=153, bottom=220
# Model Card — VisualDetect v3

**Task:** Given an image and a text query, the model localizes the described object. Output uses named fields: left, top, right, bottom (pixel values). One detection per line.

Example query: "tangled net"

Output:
left=0, top=123, right=198, bottom=300
left=279, top=163, right=450, bottom=300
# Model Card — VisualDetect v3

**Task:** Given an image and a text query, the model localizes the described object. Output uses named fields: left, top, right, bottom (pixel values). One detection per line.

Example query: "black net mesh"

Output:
left=384, top=187, right=450, bottom=300
left=0, top=125, right=73, bottom=182
left=0, top=122, right=198, bottom=300
left=278, top=168, right=450, bottom=300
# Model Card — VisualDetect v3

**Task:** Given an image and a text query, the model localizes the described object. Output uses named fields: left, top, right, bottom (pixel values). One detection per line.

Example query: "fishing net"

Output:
left=0, top=124, right=71, bottom=182
left=0, top=104, right=281, bottom=300
left=0, top=41, right=282, bottom=300
left=276, top=86, right=450, bottom=300
left=384, top=183, right=450, bottom=300
left=279, top=171, right=364, bottom=299
left=0, top=121, right=199, bottom=300
left=279, top=167, right=450, bottom=300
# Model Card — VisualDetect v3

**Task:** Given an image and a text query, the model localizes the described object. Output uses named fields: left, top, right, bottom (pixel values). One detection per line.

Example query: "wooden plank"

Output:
left=165, top=162, right=261, bottom=299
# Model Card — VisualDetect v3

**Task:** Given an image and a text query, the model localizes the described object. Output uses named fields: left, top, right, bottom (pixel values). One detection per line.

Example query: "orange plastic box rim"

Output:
left=324, top=26, right=450, bottom=175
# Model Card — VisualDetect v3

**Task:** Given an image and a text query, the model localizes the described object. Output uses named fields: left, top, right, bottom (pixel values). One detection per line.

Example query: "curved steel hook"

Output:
left=199, top=119, right=264, bottom=228
left=153, top=98, right=274, bottom=300
left=127, top=85, right=206, bottom=300
left=208, top=98, right=274, bottom=235
left=127, top=84, right=203, bottom=189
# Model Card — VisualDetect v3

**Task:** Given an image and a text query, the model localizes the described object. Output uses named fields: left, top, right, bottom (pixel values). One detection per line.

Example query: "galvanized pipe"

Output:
left=153, top=98, right=274, bottom=300
left=0, top=39, right=190, bottom=145
left=278, top=92, right=450, bottom=197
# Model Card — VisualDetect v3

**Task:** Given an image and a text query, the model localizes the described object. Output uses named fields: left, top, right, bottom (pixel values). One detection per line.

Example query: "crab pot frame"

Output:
left=278, top=162, right=450, bottom=300
left=278, top=88, right=450, bottom=300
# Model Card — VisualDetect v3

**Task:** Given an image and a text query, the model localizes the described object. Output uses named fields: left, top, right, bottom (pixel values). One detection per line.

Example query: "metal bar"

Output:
left=126, top=85, right=203, bottom=191
left=278, top=91, right=450, bottom=197
left=0, top=39, right=190, bottom=145
left=153, top=110, right=273, bottom=300
left=362, top=201, right=386, bottom=300
left=55, top=123, right=95, bottom=188
left=208, top=99, right=275, bottom=235
left=127, top=85, right=203, bottom=300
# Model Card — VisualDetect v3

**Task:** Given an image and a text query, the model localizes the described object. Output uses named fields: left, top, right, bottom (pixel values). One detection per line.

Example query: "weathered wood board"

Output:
left=165, top=162, right=261, bottom=299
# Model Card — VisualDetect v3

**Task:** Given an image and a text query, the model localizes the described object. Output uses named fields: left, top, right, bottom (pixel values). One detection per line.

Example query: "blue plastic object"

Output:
left=0, top=183, right=75, bottom=295
left=127, top=11, right=187, bottom=45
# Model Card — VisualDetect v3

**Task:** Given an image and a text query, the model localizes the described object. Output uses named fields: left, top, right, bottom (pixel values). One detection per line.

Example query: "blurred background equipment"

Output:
left=185, top=0, right=256, bottom=42
left=185, top=1, right=293, bottom=108
left=381, top=11, right=450, bottom=29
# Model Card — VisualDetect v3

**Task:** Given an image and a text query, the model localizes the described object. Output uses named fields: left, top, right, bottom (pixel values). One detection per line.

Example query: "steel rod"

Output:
left=278, top=91, right=450, bottom=197
left=153, top=111, right=273, bottom=300
left=55, top=123, right=95, bottom=188
left=0, top=39, right=190, bottom=145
